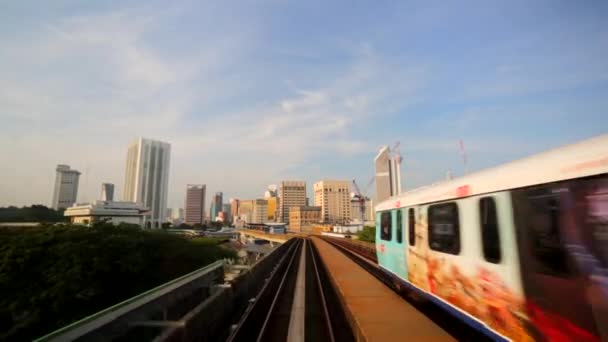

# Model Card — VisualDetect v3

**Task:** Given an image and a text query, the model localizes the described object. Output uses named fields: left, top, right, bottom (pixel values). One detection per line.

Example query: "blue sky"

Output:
left=1, top=0, right=607, bottom=208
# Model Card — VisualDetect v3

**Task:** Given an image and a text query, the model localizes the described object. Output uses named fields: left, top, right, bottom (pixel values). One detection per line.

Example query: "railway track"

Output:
left=319, top=236, right=495, bottom=341
left=227, top=238, right=354, bottom=342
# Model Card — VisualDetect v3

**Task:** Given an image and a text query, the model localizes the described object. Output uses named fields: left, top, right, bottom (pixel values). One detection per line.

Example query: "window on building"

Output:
left=479, top=197, right=501, bottom=263
left=380, top=211, right=392, bottom=241
left=396, top=210, right=403, bottom=243
left=428, top=202, right=460, bottom=254
left=408, top=208, right=416, bottom=246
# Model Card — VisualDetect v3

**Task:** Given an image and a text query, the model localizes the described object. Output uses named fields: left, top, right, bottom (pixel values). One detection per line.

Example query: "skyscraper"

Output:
left=374, top=146, right=401, bottom=203
left=313, top=180, right=351, bottom=223
left=52, top=164, right=81, bottom=210
left=101, top=183, right=114, bottom=201
left=230, top=198, right=240, bottom=221
left=278, top=181, right=306, bottom=223
left=185, top=184, right=206, bottom=225
left=210, top=192, right=223, bottom=221
left=123, top=138, right=171, bottom=228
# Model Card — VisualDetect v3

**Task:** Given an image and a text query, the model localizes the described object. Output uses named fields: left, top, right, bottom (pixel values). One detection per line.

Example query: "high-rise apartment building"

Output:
left=252, top=199, right=268, bottom=224
left=313, top=180, right=352, bottom=223
left=123, top=138, right=171, bottom=228
left=101, top=183, right=114, bottom=201
left=184, top=184, right=206, bottom=225
left=278, top=181, right=306, bottom=223
left=374, top=146, right=401, bottom=203
left=52, top=164, right=81, bottom=210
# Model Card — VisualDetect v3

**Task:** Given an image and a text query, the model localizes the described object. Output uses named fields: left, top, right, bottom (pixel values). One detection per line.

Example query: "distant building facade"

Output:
left=230, top=198, right=240, bottom=221
left=251, top=199, right=268, bottom=224
left=313, top=180, right=351, bottom=223
left=278, top=181, right=306, bottom=223
left=64, top=201, right=148, bottom=226
left=222, top=204, right=232, bottom=223
left=52, top=164, right=81, bottom=210
left=210, top=192, right=223, bottom=221
left=374, top=146, right=401, bottom=203
left=266, top=196, right=277, bottom=221
left=123, top=138, right=171, bottom=228
left=351, top=198, right=373, bottom=223
left=289, top=206, right=321, bottom=232
left=238, top=200, right=254, bottom=222
left=167, top=207, right=184, bottom=225
left=185, top=184, right=206, bottom=225
left=101, top=183, right=114, bottom=201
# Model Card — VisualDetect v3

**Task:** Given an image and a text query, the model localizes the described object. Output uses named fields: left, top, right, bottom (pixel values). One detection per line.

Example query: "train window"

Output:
left=380, top=211, right=392, bottom=241
left=428, top=202, right=460, bottom=254
left=396, top=210, right=403, bottom=243
left=408, top=208, right=416, bottom=246
left=525, top=190, right=572, bottom=276
left=479, top=197, right=501, bottom=263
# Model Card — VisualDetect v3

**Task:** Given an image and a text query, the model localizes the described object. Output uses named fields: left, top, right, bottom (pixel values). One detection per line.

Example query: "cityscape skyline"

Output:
left=1, top=1, right=607, bottom=208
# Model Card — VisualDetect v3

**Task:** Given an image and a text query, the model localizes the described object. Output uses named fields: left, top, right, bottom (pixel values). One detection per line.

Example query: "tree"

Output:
left=0, top=224, right=236, bottom=341
left=356, top=226, right=376, bottom=243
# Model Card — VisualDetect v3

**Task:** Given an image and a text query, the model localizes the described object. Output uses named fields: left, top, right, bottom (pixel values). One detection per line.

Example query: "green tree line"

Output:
left=0, top=224, right=235, bottom=341
left=356, top=226, right=376, bottom=243
left=0, top=205, right=66, bottom=223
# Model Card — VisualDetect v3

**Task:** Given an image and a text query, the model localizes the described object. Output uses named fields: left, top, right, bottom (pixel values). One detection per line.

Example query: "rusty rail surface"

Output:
left=318, top=237, right=377, bottom=263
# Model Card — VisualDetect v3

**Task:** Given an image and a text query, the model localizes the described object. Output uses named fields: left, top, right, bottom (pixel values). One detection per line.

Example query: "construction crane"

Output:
left=351, top=179, right=367, bottom=221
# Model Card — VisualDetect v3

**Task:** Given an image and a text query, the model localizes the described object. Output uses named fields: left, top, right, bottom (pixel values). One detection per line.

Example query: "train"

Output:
left=374, top=134, right=608, bottom=341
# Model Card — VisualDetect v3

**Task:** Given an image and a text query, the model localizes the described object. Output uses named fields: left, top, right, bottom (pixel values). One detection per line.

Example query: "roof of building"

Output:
left=376, top=134, right=608, bottom=211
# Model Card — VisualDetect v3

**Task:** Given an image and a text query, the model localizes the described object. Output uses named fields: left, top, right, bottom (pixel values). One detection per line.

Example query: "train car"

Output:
left=375, top=134, right=608, bottom=341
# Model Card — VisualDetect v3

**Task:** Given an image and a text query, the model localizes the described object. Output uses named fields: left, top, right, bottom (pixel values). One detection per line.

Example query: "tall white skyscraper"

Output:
left=123, top=138, right=171, bottom=228
left=52, top=164, right=81, bottom=210
left=374, top=146, right=402, bottom=203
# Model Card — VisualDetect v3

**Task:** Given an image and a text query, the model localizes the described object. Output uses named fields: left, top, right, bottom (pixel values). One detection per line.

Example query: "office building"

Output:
left=278, top=181, right=306, bottom=223
left=238, top=200, right=254, bottom=222
left=185, top=184, right=206, bottom=225
left=266, top=197, right=277, bottom=221
left=52, top=164, right=81, bottom=210
left=123, top=138, right=171, bottom=228
left=374, top=146, right=402, bottom=203
left=252, top=199, right=268, bottom=224
left=101, top=183, right=114, bottom=201
left=65, top=200, right=148, bottom=226
left=313, top=180, right=351, bottom=223
left=289, top=206, right=321, bottom=232
left=209, top=192, right=223, bottom=222
left=230, top=198, right=239, bottom=220
left=223, top=204, right=232, bottom=223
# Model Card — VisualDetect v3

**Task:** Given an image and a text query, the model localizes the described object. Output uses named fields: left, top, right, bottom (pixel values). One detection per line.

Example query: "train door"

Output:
left=391, top=208, right=407, bottom=279
left=376, top=209, right=407, bottom=279
left=376, top=210, right=392, bottom=270
left=512, top=177, right=608, bottom=341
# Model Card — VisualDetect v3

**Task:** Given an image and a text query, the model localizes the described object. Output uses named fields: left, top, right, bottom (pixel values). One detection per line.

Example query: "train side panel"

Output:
left=406, top=192, right=534, bottom=341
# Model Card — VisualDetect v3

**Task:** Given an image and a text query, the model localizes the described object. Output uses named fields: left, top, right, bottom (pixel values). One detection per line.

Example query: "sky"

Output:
left=1, top=0, right=607, bottom=209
